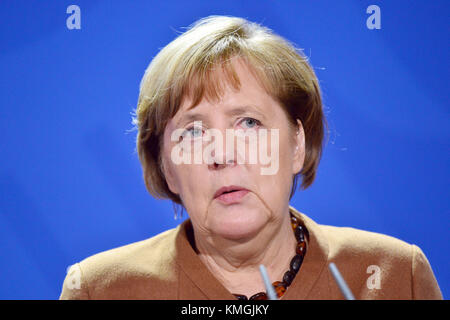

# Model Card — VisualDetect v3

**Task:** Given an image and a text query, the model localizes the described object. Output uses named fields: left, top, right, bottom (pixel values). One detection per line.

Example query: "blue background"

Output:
left=0, top=1, right=448, bottom=299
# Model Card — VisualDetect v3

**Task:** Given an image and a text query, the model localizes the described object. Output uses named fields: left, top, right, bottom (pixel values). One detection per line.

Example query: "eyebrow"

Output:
left=175, top=105, right=268, bottom=127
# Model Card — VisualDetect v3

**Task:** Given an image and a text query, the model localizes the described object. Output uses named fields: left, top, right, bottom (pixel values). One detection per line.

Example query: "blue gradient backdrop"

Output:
left=0, top=1, right=448, bottom=299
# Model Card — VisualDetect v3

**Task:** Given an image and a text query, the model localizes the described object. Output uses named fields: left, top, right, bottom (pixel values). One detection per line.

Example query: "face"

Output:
left=161, top=58, right=305, bottom=241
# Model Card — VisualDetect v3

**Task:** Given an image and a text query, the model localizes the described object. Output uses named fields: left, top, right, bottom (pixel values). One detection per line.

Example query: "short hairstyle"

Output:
left=133, top=15, right=328, bottom=205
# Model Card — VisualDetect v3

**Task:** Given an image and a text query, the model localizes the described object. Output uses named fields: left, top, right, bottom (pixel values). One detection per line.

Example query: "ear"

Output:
left=292, top=119, right=305, bottom=175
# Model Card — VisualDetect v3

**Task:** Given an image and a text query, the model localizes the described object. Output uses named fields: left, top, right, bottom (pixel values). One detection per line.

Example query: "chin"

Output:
left=209, top=206, right=267, bottom=241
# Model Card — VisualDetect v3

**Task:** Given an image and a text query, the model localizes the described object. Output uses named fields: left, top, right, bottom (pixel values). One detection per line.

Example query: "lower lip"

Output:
left=215, top=190, right=249, bottom=204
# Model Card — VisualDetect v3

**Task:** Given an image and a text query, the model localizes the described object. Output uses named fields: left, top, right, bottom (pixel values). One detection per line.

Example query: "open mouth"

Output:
left=222, top=189, right=238, bottom=195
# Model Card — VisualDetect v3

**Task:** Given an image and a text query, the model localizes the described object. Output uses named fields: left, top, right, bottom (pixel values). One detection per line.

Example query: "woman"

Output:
left=60, top=15, right=442, bottom=300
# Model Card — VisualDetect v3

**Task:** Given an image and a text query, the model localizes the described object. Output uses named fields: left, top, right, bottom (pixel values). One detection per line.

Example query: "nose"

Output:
left=207, top=129, right=237, bottom=170
left=210, top=155, right=236, bottom=170
left=209, top=147, right=237, bottom=170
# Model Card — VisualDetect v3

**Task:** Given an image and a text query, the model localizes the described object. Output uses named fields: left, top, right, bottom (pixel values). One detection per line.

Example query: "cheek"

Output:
left=253, top=130, right=293, bottom=204
left=255, top=165, right=292, bottom=202
left=256, top=126, right=293, bottom=175
left=174, top=164, right=210, bottom=201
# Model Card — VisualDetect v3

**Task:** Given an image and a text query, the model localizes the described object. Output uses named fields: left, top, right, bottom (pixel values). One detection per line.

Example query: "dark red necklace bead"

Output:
left=249, top=292, right=267, bottom=300
left=289, top=254, right=304, bottom=274
left=282, top=270, right=296, bottom=286
left=296, top=241, right=306, bottom=255
left=272, top=281, right=287, bottom=298
left=294, top=225, right=305, bottom=242
left=291, top=216, right=299, bottom=230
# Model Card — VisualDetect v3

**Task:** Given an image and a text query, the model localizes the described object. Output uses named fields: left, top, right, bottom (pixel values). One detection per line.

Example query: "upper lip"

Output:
left=213, top=185, right=249, bottom=199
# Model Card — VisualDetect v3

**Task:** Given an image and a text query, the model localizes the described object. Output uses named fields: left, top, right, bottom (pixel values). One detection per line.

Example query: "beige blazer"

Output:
left=59, top=206, right=442, bottom=299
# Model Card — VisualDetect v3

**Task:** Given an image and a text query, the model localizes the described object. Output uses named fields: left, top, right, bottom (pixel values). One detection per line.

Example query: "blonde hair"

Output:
left=133, top=15, right=328, bottom=205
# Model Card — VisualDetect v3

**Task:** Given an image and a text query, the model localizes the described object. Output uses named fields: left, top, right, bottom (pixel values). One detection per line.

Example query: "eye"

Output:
left=240, top=117, right=261, bottom=129
left=181, top=126, right=204, bottom=140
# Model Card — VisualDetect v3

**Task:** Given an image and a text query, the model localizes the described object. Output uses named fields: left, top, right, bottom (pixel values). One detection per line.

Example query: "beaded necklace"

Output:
left=232, top=214, right=308, bottom=300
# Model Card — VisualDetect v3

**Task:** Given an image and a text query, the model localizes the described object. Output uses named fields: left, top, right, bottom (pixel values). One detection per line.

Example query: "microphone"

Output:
left=259, top=264, right=278, bottom=300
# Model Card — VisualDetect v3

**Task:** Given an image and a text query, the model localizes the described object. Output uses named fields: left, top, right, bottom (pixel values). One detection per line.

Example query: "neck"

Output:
left=193, top=210, right=297, bottom=297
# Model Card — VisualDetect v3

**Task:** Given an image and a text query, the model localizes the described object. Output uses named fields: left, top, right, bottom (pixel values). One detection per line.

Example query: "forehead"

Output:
left=173, top=58, right=279, bottom=122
